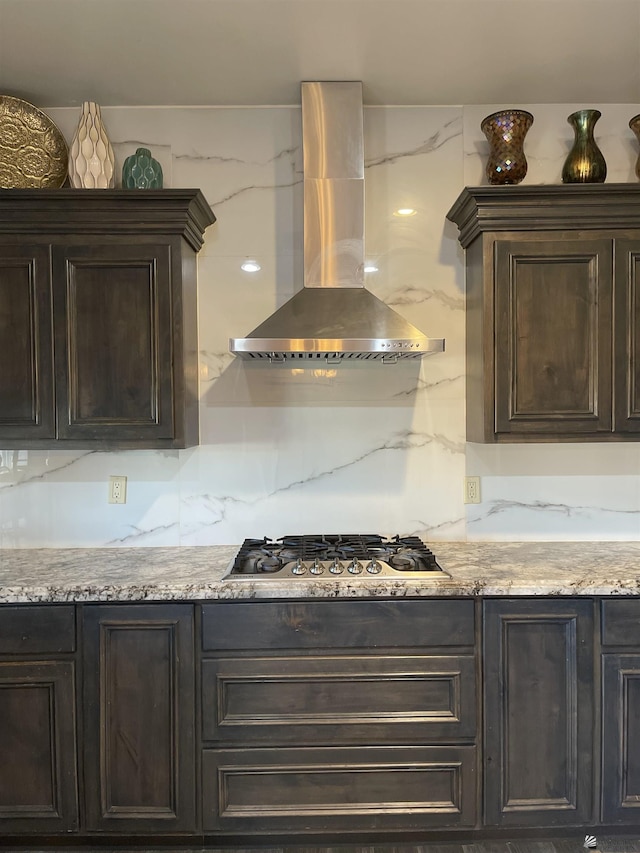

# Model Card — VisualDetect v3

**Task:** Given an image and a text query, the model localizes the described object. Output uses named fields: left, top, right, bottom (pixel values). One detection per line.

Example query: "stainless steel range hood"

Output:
left=229, top=81, right=445, bottom=363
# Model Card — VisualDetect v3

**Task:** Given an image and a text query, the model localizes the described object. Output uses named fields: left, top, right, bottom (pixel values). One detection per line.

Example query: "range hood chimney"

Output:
left=229, top=81, right=445, bottom=363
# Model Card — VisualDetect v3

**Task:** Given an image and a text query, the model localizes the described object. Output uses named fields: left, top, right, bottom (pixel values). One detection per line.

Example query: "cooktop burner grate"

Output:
left=224, top=534, right=445, bottom=579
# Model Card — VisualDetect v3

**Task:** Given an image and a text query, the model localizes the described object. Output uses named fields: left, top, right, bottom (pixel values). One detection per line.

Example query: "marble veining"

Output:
left=2, top=543, right=640, bottom=603
left=3, top=104, right=640, bottom=549
left=364, top=115, right=462, bottom=168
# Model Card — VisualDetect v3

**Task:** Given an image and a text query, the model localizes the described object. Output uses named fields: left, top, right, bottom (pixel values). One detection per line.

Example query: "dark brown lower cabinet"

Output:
left=203, top=746, right=477, bottom=833
left=602, top=653, right=640, bottom=823
left=483, top=599, right=594, bottom=827
left=82, top=603, right=196, bottom=833
left=0, top=604, right=78, bottom=833
left=0, top=661, right=78, bottom=832
left=601, top=599, right=640, bottom=823
left=4, top=595, right=640, bottom=846
left=200, top=599, right=478, bottom=835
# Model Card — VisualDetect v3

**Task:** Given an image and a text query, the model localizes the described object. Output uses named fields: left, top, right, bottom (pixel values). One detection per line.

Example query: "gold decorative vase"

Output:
left=562, top=109, right=606, bottom=184
left=480, top=109, right=534, bottom=185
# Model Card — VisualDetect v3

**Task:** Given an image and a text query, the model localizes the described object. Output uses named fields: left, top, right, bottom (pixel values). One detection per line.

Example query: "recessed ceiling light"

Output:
left=364, top=263, right=379, bottom=273
left=393, top=207, right=417, bottom=217
left=241, top=259, right=261, bottom=272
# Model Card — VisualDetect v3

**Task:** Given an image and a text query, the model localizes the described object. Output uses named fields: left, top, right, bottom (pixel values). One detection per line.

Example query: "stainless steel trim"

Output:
left=230, top=339, right=443, bottom=354
left=303, top=81, right=364, bottom=289
left=222, top=558, right=449, bottom=580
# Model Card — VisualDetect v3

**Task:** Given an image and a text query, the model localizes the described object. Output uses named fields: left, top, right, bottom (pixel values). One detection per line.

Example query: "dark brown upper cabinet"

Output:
left=447, top=184, right=640, bottom=442
left=0, top=189, right=215, bottom=449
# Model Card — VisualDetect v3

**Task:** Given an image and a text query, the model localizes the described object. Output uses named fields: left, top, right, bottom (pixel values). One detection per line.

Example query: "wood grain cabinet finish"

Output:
left=601, top=599, right=640, bottom=823
left=8, top=596, right=640, bottom=844
left=202, top=653, right=476, bottom=745
left=493, top=238, right=613, bottom=437
left=483, top=599, right=594, bottom=828
left=82, top=604, right=196, bottom=833
left=51, top=243, right=175, bottom=443
left=0, top=189, right=215, bottom=449
left=202, top=599, right=476, bottom=650
left=0, top=244, right=54, bottom=440
left=446, top=184, right=640, bottom=442
left=202, top=745, right=477, bottom=833
left=201, top=599, right=477, bottom=835
left=614, top=240, right=640, bottom=434
left=0, top=605, right=78, bottom=833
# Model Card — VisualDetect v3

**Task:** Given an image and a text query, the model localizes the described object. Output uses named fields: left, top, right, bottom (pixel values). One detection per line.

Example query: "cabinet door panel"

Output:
left=0, top=244, right=54, bottom=439
left=483, top=599, right=594, bottom=827
left=494, top=239, right=612, bottom=435
left=0, top=661, right=77, bottom=832
left=82, top=604, right=196, bottom=832
left=602, top=654, right=640, bottom=823
left=52, top=244, right=174, bottom=441
left=614, top=240, right=640, bottom=432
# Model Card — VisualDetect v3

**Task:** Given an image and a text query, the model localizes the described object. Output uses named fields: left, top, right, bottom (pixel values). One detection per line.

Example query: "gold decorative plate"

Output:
left=0, top=95, right=68, bottom=188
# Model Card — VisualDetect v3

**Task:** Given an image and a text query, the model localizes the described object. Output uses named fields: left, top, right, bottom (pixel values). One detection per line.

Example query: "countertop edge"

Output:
left=2, top=542, right=640, bottom=601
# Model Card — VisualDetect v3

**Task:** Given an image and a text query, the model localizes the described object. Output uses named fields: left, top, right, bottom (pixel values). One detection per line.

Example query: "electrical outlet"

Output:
left=108, top=475, right=127, bottom=504
left=464, top=476, right=481, bottom=504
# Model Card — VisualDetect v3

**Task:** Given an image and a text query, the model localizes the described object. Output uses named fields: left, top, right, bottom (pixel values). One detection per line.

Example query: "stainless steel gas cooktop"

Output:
left=223, top=534, right=446, bottom=580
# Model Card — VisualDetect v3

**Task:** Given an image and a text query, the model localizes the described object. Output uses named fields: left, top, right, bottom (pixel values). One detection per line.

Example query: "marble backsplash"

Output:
left=2, top=102, right=640, bottom=547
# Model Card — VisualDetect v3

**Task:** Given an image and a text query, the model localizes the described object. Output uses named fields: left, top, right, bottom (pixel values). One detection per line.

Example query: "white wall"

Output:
left=2, top=102, right=640, bottom=547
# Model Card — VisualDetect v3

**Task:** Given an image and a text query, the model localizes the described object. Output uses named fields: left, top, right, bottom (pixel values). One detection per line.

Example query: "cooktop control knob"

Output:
left=291, top=559, right=307, bottom=575
left=348, top=559, right=363, bottom=575
left=309, top=558, right=324, bottom=575
left=329, top=559, right=344, bottom=574
left=366, top=559, right=382, bottom=574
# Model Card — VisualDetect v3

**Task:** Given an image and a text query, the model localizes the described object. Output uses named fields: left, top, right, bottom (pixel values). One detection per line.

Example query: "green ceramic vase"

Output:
left=562, top=110, right=607, bottom=184
left=122, top=147, right=163, bottom=189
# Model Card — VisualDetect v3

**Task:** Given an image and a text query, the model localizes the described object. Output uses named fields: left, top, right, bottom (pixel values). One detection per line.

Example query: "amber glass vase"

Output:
left=629, top=114, right=640, bottom=180
left=562, top=109, right=607, bottom=183
left=480, top=109, right=534, bottom=185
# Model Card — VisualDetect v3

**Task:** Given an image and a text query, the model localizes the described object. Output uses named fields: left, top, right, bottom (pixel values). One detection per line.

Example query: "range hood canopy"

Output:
left=229, top=81, right=445, bottom=363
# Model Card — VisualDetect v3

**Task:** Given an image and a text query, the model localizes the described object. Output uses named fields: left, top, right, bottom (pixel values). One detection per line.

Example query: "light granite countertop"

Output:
left=2, top=542, right=640, bottom=602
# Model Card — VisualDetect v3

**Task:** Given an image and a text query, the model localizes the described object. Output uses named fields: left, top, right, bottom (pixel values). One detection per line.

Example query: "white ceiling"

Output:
left=1, top=0, right=640, bottom=108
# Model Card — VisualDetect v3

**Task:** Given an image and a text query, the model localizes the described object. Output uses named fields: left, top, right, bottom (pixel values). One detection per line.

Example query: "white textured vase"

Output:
left=68, top=101, right=115, bottom=189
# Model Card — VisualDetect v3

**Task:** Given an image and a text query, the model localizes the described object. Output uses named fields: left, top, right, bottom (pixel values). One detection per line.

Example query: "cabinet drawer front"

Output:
left=602, top=600, right=640, bottom=645
left=202, top=599, right=475, bottom=650
left=203, top=654, right=476, bottom=744
left=203, top=745, right=476, bottom=832
left=0, top=605, right=75, bottom=654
